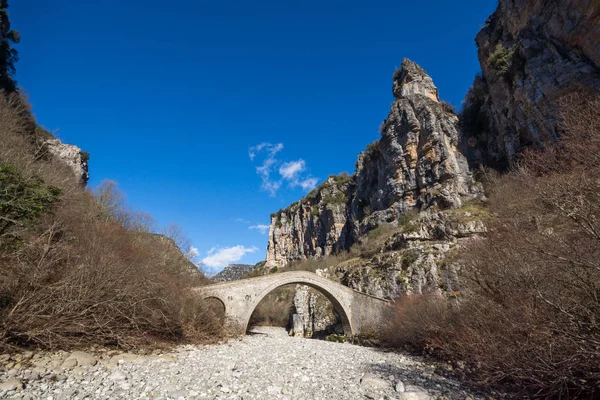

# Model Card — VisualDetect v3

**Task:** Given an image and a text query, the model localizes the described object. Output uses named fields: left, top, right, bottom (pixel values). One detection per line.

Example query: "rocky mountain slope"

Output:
left=266, top=59, right=482, bottom=271
left=212, top=263, right=264, bottom=282
left=45, top=138, right=89, bottom=185
left=263, top=0, right=600, bottom=303
left=463, top=0, right=600, bottom=168
left=289, top=283, right=342, bottom=338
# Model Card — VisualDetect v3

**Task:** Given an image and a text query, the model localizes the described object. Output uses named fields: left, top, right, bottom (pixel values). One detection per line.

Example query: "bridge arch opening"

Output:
left=200, top=296, right=226, bottom=323
left=248, top=284, right=297, bottom=330
left=244, top=281, right=353, bottom=336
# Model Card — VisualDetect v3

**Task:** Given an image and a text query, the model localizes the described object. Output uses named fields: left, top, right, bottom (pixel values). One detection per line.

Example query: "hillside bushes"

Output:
left=383, top=93, right=600, bottom=399
left=0, top=92, right=222, bottom=350
left=0, top=163, right=60, bottom=238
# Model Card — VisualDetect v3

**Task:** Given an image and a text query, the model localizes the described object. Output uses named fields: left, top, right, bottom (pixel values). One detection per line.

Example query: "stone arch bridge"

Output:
left=194, top=271, right=391, bottom=336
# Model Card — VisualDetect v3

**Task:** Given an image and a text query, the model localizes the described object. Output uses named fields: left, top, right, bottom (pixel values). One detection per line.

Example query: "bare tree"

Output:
left=161, top=223, right=192, bottom=258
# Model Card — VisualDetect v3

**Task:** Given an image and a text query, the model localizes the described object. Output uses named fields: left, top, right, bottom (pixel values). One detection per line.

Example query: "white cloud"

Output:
left=269, top=143, right=284, bottom=156
left=234, top=218, right=250, bottom=224
left=279, top=160, right=306, bottom=180
left=279, top=160, right=317, bottom=192
left=249, top=224, right=270, bottom=235
left=201, top=245, right=259, bottom=268
left=249, top=142, right=283, bottom=161
left=256, top=157, right=276, bottom=177
left=262, top=180, right=281, bottom=196
left=248, top=143, right=267, bottom=161
left=253, top=146, right=282, bottom=197
left=299, top=177, right=319, bottom=191
left=186, top=246, right=200, bottom=259
left=249, top=142, right=318, bottom=196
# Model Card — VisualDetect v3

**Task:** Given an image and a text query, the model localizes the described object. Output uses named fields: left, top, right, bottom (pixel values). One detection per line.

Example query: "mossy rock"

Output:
left=325, top=334, right=347, bottom=343
left=446, top=199, right=490, bottom=222
left=401, top=250, right=419, bottom=269
left=323, top=192, right=347, bottom=205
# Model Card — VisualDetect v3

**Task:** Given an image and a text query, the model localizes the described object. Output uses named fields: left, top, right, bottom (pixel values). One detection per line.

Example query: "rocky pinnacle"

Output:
left=393, top=58, right=440, bottom=102
left=265, top=59, right=481, bottom=269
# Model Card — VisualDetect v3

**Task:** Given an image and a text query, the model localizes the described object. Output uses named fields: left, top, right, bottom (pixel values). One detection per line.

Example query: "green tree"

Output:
left=0, top=163, right=60, bottom=239
left=0, top=0, right=19, bottom=92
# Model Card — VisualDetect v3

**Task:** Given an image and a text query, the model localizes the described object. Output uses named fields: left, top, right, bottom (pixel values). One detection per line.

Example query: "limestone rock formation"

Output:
left=254, top=0, right=600, bottom=340
left=334, top=209, right=486, bottom=299
left=45, top=138, right=89, bottom=184
left=352, top=59, right=482, bottom=235
left=266, top=60, right=481, bottom=269
left=213, top=263, right=263, bottom=282
left=392, top=60, right=439, bottom=101
left=264, top=0, right=600, bottom=323
left=266, top=175, right=353, bottom=269
left=289, top=284, right=341, bottom=337
left=463, top=0, right=600, bottom=167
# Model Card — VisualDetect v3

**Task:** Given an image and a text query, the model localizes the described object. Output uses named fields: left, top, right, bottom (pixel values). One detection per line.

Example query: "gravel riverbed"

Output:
left=0, top=327, right=486, bottom=400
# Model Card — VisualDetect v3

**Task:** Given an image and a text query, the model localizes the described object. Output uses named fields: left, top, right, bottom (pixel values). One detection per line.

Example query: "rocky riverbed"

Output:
left=0, top=327, right=486, bottom=400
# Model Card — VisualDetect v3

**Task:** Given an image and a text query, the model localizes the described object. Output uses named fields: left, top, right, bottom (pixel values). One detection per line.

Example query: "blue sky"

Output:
left=9, top=0, right=497, bottom=273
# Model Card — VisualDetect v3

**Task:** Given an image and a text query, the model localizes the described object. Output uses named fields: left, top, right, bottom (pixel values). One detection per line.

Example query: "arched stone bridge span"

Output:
left=194, top=271, right=391, bottom=336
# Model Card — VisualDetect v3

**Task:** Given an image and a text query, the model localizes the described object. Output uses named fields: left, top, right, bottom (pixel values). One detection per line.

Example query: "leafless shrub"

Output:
left=381, top=293, right=458, bottom=352
left=0, top=93, right=222, bottom=351
left=383, top=92, right=600, bottom=399
left=439, top=101, right=457, bottom=114
left=161, top=223, right=194, bottom=259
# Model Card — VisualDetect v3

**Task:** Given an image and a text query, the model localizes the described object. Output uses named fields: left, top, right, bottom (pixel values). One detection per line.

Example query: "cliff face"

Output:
left=289, top=284, right=342, bottom=337
left=266, top=60, right=481, bottom=269
left=266, top=175, right=353, bottom=269
left=45, top=138, right=90, bottom=185
left=333, top=209, right=486, bottom=299
left=265, top=0, right=600, bottom=304
left=464, top=0, right=600, bottom=167
left=352, top=60, right=481, bottom=235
